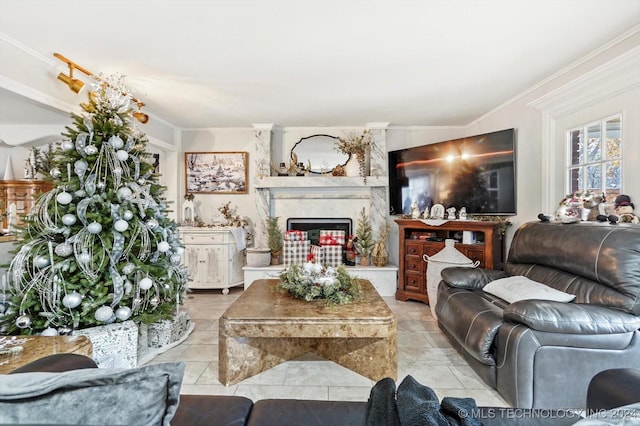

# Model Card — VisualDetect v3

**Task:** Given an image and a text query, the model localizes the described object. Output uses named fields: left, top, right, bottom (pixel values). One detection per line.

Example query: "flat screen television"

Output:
left=388, top=128, right=516, bottom=216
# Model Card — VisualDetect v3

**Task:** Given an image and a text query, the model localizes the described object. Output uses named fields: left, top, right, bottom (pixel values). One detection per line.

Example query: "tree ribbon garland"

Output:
left=109, top=203, right=126, bottom=306
left=75, top=194, right=100, bottom=226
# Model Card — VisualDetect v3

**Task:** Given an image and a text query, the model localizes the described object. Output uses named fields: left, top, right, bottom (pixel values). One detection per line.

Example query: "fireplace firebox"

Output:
left=286, top=217, right=352, bottom=246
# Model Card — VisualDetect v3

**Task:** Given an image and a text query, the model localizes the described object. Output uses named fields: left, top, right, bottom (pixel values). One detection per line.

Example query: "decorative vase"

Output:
left=3, top=156, right=14, bottom=180
left=247, top=248, right=271, bottom=267
left=344, top=156, right=360, bottom=177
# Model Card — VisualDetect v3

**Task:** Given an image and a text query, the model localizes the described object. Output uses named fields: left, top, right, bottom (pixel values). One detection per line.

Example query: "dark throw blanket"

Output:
left=366, top=375, right=481, bottom=426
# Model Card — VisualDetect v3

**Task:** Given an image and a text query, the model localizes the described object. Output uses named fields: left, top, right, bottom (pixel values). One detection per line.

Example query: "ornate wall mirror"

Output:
left=291, top=134, right=349, bottom=174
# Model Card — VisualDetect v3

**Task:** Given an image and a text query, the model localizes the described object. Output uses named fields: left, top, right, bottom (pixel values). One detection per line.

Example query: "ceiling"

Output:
left=1, top=0, right=639, bottom=129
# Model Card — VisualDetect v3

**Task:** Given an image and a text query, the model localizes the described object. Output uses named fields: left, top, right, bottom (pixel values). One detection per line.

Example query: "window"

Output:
left=567, top=114, right=621, bottom=200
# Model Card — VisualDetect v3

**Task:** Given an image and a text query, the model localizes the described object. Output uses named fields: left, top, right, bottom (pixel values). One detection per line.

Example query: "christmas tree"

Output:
left=1, top=77, right=188, bottom=335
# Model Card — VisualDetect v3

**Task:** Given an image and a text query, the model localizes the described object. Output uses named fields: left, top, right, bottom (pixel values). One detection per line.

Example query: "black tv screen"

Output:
left=388, top=128, right=516, bottom=216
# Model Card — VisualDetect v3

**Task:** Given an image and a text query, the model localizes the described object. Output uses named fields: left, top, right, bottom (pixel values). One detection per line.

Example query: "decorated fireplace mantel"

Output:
left=251, top=123, right=390, bottom=249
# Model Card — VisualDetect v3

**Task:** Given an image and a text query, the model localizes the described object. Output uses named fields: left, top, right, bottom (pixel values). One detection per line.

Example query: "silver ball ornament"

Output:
left=149, top=297, right=160, bottom=307
left=54, top=243, right=73, bottom=257
left=139, top=277, right=153, bottom=290
left=113, top=167, right=123, bottom=176
left=61, top=140, right=75, bottom=151
left=77, top=252, right=91, bottom=264
left=114, top=219, right=129, bottom=232
left=157, top=241, right=170, bottom=252
left=117, top=187, right=132, bottom=200
left=96, top=181, right=106, bottom=190
left=116, top=150, right=129, bottom=161
left=87, top=221, right=102, bottom=234
left=115, top=306, right=132, bottom=321
left=50, top=167, right=62, bottom=178
left=123, top=210, right=134, bottom=220
left=84, top=145, right=98, bottom=156
left=137, top=178, right=146, bottom=185
left=109, top=135, right=124, bottom=149
left=56, top=192, right=72, bottom=205
left=170, top=254, right=181, bottom=264
left=62, top=292, right=83, bottom=309
left=34, top=256, right=50, bottom=268
left=41, top=327, right=59, bottom=336
left=94, top=306, right=114, bottom=322
left=62, top=214, right=77, bottom=226
left=74, top=159, right=88, bottom=172
left=15, top=315, right=32, bottom=329
left=146, top=219, right=159, bottom=230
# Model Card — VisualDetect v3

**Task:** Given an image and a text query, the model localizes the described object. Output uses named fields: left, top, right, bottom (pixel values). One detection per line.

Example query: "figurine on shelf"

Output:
left=459, top=207, right=467, bottom=220
left=447, top=206, right=457, bottom=220
left=411, top=201, right=421, bottom=219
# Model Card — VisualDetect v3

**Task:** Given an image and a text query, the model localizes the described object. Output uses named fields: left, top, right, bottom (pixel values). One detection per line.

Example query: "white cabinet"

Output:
left=179, top=227, right=244, bottom=294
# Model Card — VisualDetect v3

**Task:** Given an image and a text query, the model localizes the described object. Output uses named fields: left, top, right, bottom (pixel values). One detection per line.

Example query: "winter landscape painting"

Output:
left=185, top=152, right=248, bottom=194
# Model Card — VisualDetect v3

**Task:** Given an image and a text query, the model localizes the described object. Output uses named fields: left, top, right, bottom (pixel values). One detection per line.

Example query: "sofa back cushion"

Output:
left=0, top=362, right=184, bottom=425
left=506, top=222, right=640, bottom=314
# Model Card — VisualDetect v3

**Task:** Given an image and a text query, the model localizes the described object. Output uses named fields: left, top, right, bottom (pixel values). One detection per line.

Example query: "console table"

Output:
left=395, top=219, right=505, bottom=304
left=178, top=227, right=244, bottom=294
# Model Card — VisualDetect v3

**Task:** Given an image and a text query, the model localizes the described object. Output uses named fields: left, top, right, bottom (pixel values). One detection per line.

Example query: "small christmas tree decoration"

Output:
left=354, top=207, right=374, bottom=266
left=1, top=76, right=188, bottom=335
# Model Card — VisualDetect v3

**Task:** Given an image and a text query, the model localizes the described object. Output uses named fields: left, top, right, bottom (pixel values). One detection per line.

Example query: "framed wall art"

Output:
left=185, top=152, right=248, bottom=194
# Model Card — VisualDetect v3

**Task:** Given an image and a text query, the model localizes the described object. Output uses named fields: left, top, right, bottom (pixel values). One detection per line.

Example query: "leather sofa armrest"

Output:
left=440, top=267, right=509, bottom=290
left=587, top=369, right=640, bottom=411
left=504, top=301, right=640, bottom=334
left=9, top=353, right=98, bottom=374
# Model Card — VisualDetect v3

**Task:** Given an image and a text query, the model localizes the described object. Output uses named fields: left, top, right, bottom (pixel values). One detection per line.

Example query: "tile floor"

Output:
left=152, top=287, right=509, bottom=406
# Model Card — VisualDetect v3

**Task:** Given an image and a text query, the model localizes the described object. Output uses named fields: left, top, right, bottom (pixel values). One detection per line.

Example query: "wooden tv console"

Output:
left=395, top=219, right=505, bottom=304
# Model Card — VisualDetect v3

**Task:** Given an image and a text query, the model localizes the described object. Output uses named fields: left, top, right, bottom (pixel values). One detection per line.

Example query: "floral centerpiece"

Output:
left=277, top=261, right=363, bottom=305
left=335, top=130, right=372, bottom=183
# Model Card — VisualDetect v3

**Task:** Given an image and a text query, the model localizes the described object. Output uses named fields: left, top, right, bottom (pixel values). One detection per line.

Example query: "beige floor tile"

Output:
left=172, top=290, right=509, bottom=406
left=234, top=384, right=329, bottom=401
left=328, top=386, right=374, bottom=402
left=283, top=360, right=375, bottom=387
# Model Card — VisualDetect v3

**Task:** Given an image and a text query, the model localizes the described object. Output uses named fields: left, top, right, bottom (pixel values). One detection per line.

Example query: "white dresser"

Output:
left=179, top=227, right=244, bottom=294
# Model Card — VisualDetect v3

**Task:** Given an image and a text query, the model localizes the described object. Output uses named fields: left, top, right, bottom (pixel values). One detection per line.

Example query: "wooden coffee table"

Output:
left=219, top=279, right=397, bottom=386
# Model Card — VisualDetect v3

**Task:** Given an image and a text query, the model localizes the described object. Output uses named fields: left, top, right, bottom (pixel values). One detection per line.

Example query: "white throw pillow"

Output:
left=483, top=275, right=576, bottom=304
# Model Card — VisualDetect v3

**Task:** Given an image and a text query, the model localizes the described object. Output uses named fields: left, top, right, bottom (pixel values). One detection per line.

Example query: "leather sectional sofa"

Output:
left=436, top=221, right=640, bottom=409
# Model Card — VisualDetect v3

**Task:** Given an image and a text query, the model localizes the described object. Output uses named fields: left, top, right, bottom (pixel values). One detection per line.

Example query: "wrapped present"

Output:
left=283, top=240, right=311, bottom=266
left=321, top=244, right=344, bottom=267
left=146, top=310, right=191, bottom=348
left=319, top=230, right=346, bottom=246
left=284, top=230, right=308, bottom=241
left=75, top=320, right=138, bottom=368
left=310, top=244, right=324, bottom=264
left=311, top=244, right=343, bottom=267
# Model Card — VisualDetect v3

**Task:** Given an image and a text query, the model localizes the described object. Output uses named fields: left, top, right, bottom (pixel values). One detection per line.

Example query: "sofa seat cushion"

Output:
left=246, top=399, right=367, bottom=426
left=483, top=276, right=576, bottom=304
left=173, top=394, right=253, bottom=426
left=0, top=362, right=184, bottom=425
left=436, top=286, right=503, bottom=365
left=505, top=301, right=640, bottom=334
